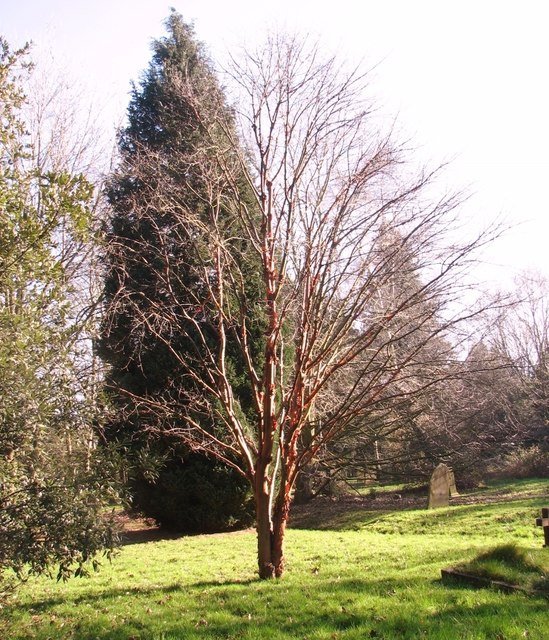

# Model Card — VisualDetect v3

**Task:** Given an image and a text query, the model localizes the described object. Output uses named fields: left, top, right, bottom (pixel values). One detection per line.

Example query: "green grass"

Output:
left=463, top=477, right=549, bottom=499
left=291, top=477, right=549, bottom=534
left=1, top=478, right=549, bottom=639
left=452, top=543, right=549, bottom=593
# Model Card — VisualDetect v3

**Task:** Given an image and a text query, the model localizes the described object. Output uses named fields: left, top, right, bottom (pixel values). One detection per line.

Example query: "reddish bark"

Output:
left=255, top=479, right=276, bottom=579
left=254, top=479, right=292, bottom=579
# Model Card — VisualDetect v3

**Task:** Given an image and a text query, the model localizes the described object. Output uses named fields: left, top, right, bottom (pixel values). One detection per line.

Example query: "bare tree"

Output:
left=488, top=272, right=549, bottom=430
left=23, top=57, right=114, bottom=466
left=490, top=273, right=549, bottom=373
left=104, top=34, right=496, bottom=578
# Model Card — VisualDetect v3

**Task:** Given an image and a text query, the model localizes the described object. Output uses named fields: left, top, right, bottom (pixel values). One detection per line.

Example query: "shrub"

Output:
left=130, top=453, right=254, bottom=533
left=491, top=445, right=549, bottom=479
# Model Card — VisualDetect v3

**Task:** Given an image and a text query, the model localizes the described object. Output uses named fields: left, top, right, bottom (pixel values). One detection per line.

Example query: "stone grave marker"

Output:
left=428, top=463, right=458, bottom=509
left=448, top=468, right=459, bottom=498
left=535, top=507, right=549, bottom=547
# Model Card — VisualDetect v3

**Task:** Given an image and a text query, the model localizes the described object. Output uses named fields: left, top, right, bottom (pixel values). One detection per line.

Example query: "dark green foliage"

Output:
left=131, top=453, right=254, bottom=533
left=100, top=12, right=260, bottom=532
left=1, top=459, right=118, bottom=585
left=0, top=38, right=116, bottom=590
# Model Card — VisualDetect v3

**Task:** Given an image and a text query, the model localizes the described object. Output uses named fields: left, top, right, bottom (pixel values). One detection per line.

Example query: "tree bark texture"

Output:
left=255, top=479, right=291, bottom=579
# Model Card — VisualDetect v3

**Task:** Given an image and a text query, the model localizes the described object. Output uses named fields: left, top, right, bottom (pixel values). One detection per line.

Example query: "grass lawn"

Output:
left=1, top=478, right=548, bottom=640
left=449, top=543, right=549, bottom=594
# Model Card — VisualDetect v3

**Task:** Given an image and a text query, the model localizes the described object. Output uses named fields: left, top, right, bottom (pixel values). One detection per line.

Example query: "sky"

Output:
left=2, top=0, right=549, bottom=291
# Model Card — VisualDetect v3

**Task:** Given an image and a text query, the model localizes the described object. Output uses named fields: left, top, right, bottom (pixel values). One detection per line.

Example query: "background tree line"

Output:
left=1, top=12, right=548, bottom=584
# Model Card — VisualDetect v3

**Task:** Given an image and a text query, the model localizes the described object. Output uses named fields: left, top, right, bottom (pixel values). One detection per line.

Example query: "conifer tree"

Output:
left=100, top=12, right=261, bottom=532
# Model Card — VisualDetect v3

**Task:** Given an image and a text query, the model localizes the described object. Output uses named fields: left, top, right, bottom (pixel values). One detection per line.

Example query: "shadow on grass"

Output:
left=119, top=528, right=184, bottom=546
left=118, top=520, right=254, bottom=547
left=4, top=573, right=549, bottom=640
left=289, top=478, right=549, bottom=533
left=290, top=507, right=391, bottom=531
left=4, top=576, right=261, bottom=617
left=291, top=496, right=549, bottom=536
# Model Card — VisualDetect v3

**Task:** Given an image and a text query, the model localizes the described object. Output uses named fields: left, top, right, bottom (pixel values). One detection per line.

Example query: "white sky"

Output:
left=3, top=0, right=549, bottom=291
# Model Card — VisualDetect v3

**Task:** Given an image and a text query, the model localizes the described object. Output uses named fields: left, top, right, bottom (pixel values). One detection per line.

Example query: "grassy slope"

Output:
left=1, top=479, right=548, bottom=640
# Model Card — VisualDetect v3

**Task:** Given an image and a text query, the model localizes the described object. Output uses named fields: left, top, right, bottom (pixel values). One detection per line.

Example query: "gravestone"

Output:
left=448, top=469, right=460, bottom=498
left=428, top=463, right=458, bottom=509
left=535, top=507, right=549, bottom=547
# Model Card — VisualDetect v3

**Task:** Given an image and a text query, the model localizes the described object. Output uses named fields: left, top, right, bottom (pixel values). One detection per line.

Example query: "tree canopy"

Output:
left=0, top=37, right=115, bottom=588
left=100, top=18, right=499, bottom=578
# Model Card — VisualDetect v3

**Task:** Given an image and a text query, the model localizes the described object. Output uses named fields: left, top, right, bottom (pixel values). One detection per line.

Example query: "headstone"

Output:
left=428, top=463, right=457, bottom=509
left=448, top=469, right=460, bottom=498
left=535, top=507, right=549, bottom=547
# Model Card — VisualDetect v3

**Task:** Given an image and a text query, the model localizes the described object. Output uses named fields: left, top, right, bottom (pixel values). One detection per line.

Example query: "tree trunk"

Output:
left=373, top=439, right=381, bottom=482
left=255, top=472, right=275, bottom=579
left=255, top=476, right=291, bottom=579
left=272, top=493, right=290, bottom=577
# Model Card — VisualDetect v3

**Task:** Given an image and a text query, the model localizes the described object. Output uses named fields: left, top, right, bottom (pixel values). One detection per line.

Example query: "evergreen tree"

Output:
left=0, top=38, right=115, bottom=589
left=100, top=12, right=261, bottom=532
